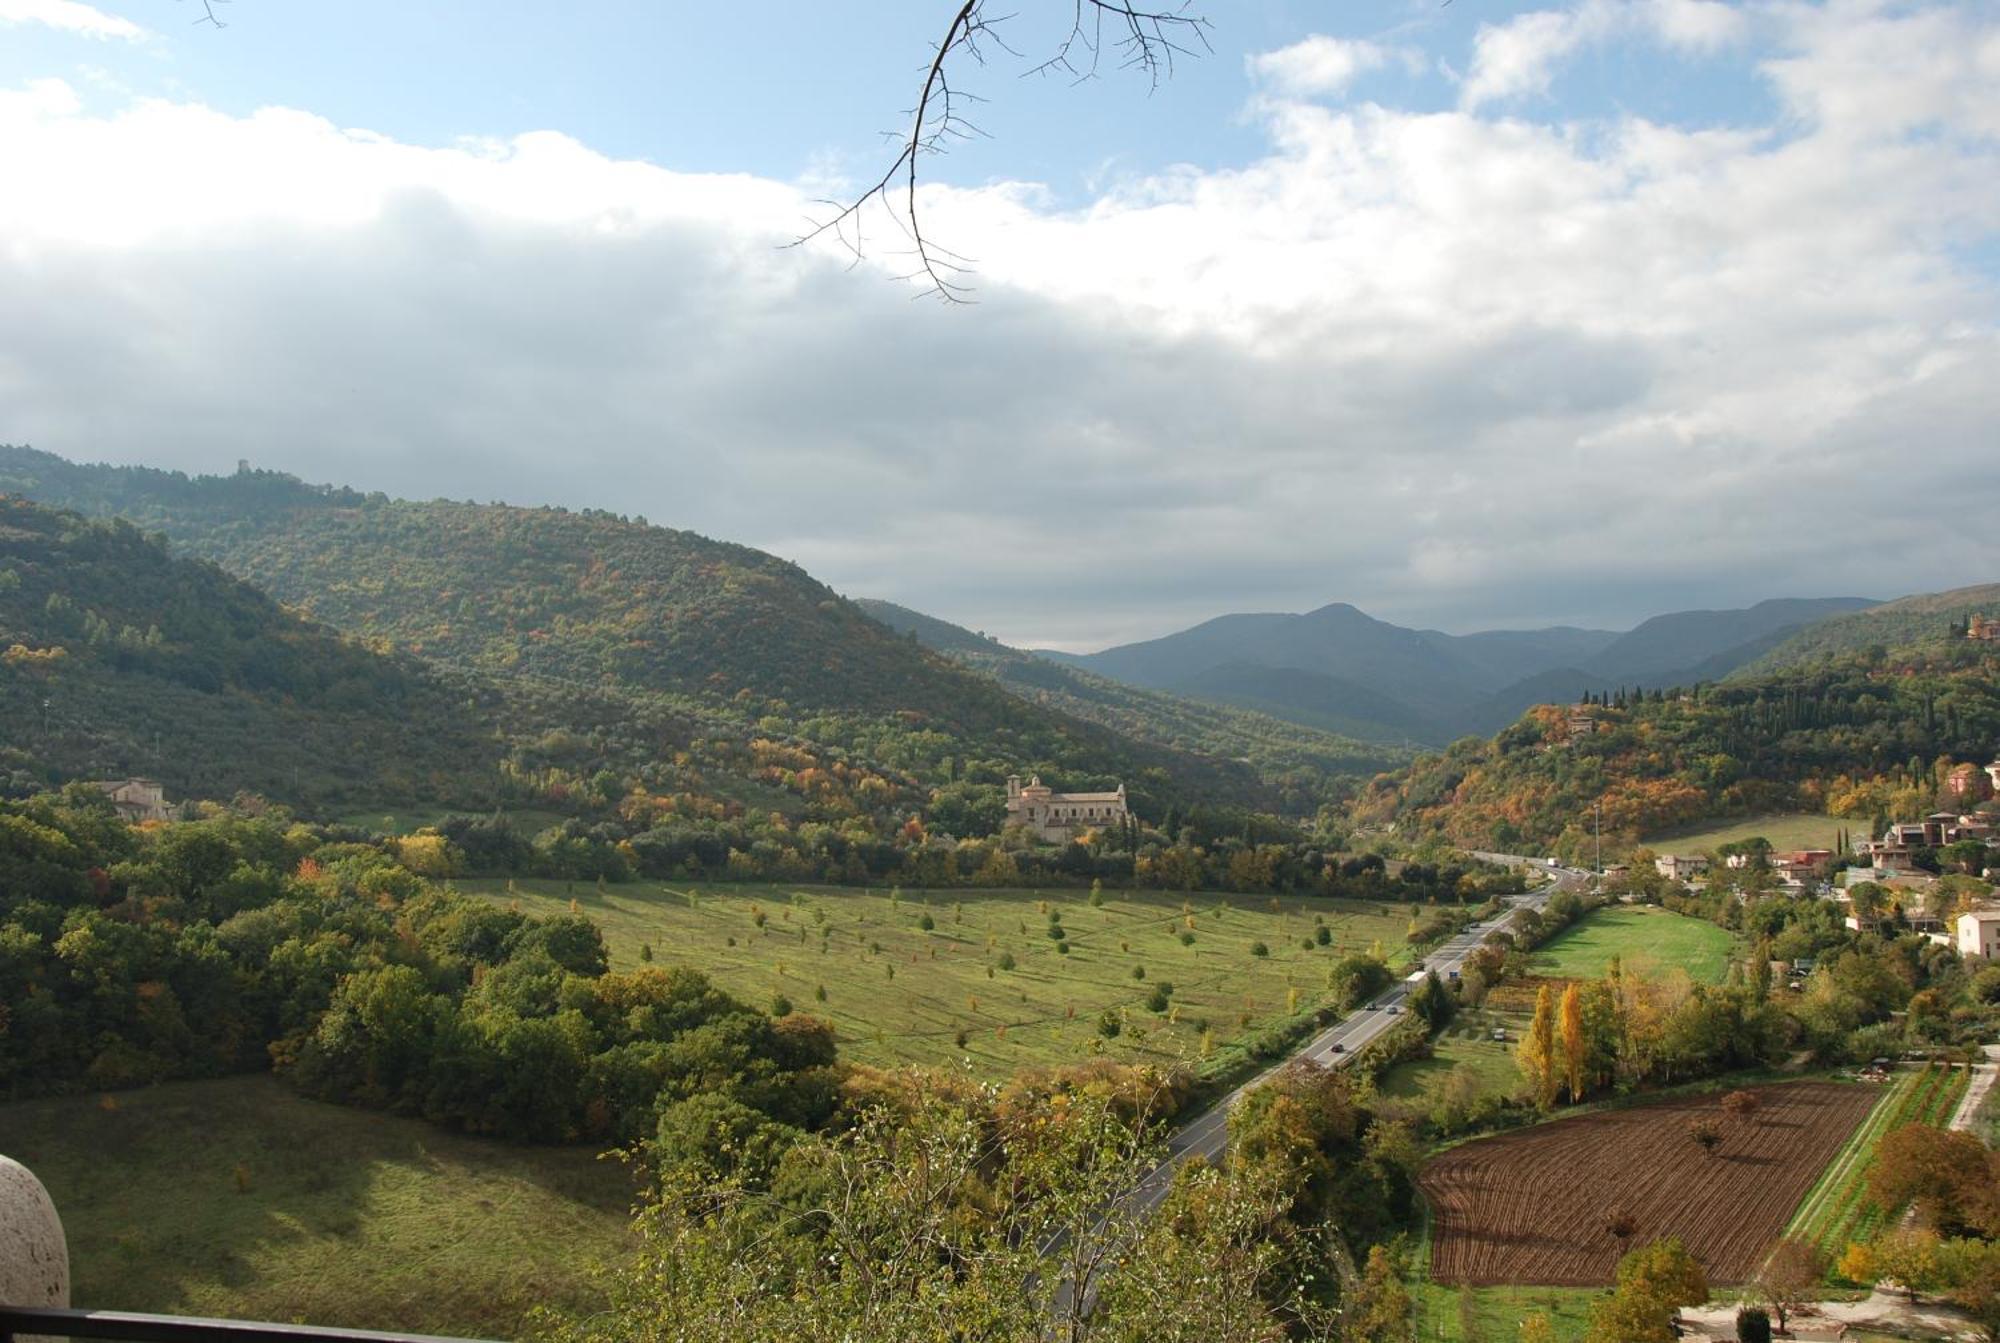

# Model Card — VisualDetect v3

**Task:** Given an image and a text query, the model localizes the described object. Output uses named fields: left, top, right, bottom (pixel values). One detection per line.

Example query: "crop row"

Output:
left=1788, top=1065, right=1971, bottom=1262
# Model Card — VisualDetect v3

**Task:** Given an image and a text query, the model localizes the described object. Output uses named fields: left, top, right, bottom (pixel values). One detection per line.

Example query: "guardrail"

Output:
left=0, top=1307, right=486, bottom=1343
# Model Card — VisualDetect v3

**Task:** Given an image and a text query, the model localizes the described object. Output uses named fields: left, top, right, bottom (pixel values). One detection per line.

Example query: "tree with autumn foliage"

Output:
left=1584, top=1238, right=1709, bottom=1343
left=1558, top=982, right=1586, bottom=1102
left=1518, top=982, right=1559, bottom=1109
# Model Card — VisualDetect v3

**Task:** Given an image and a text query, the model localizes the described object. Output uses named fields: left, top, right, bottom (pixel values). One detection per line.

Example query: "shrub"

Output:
left=1097, top=1009, right=1122, bottom=1038
left=1179, top=931, right=1196, bottom=946
left=996, top=951, right=1016, bottom=971
left=1131, top=965, right=1146, bottom=980
left=1250, top=941, right=1269, bottom=958
left=770, top=993, right=793, bottom=1016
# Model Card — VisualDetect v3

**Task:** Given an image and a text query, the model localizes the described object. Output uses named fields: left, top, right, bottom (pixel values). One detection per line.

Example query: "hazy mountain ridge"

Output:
left=855, top=598, right=1410, bottom=801
left=1042, top=595, right=1878, bottom=744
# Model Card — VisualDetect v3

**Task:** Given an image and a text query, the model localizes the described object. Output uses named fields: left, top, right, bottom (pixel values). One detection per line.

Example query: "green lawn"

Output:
left=1532, top=905, right=1735, bottom=984
left=1645, top=812, right=1847, bottom=856
left=1, top=1075, right=636, bottom=1338
left=459, top=879, right=1420, bottom=1076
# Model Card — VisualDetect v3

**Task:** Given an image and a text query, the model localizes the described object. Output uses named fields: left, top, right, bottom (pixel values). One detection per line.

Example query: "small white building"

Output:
left=90, top=778, right=170, bottom=824
left=1958, top=909, right=2000, bottom=960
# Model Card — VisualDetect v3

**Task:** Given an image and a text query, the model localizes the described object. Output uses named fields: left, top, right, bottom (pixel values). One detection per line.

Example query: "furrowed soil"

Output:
left=1421, top=1080, right=1878, bottom=1286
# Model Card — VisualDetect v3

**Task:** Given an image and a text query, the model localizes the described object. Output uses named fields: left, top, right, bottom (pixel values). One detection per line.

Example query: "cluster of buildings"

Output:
left=1638, top=756, right=2000, bottom=963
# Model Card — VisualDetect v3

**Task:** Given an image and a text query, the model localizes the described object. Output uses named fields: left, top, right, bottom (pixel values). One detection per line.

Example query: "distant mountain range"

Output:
left=890, top=596, right=1879, bottom=747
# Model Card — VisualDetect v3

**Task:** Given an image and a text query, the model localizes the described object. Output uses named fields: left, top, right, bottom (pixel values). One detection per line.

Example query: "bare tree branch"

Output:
left=793, top=1, right=1209, bottom=302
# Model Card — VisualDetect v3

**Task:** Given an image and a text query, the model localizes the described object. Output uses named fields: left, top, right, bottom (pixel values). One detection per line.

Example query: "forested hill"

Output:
left=1736, top=583, right=2000, bottom=677
left=857, top=598, right=1410, bottom=810
left=0, top=447, right=1300, bottom=817
left=0, top=494, right=499, bottom=806
left=4, top=448, right=967, bottom=714
left=1353, top=641, right=2000, bottom=859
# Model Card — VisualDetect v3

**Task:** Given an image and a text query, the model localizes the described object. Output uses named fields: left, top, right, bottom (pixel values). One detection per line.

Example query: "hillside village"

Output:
left=1644, top=754, right=2000, bottom=962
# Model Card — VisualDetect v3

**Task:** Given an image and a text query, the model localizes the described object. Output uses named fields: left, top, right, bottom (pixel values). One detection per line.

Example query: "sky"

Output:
left=0, top=0, right=1996, bottom=650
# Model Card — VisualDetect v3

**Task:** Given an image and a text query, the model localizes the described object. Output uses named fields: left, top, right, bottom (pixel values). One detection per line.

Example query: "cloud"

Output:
left=0, top=1, right=1996, bottom=650
left=1460, top=0, right=1749, bottom=109
left=1247, top=36, right=1409, bottom=98
left=0, top=0, right=143, bottom=40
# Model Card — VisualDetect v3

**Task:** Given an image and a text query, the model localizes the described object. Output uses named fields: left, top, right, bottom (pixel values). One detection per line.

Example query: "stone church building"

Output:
left=1005, top=775, right=1129, bottom=843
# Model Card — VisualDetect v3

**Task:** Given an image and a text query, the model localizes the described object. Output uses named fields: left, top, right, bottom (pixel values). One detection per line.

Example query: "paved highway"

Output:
left=1049, top=860, right=1586, bottom=1319
left=1128, top=866, right=1573, bottom=1214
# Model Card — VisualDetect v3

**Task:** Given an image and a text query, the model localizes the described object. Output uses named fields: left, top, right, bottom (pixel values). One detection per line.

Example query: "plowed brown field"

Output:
left=1421, top=1081, right=1879, bottom=1285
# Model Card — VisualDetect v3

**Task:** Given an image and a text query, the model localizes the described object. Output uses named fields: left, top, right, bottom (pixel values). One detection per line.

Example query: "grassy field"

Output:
left=458, top=879, right=1421, bottom=1076
left=1, top=1075, right=636, bottom=1337
left=1531, top=905, right=1735, bottom=984
left=1411, top=1282, right=1599, bottom=1341
left=1645, top=812, right=1846, bottom=855
left=1379, top=1005, right=1528, bottom=1106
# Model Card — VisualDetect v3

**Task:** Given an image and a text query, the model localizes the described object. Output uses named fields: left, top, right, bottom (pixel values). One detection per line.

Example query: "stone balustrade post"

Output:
left=0, top=1155, right=68, bottom=1343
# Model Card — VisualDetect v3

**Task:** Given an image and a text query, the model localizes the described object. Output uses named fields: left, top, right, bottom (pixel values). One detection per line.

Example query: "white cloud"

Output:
left=1247, top=36, right=1404, bottom=98
left=1461, top=0, right=1750, bottom=109
left=0, top=0, right=143, bottom=40
left=0, top=1, right=1996, bottom=647
left=1644, top=0, right=1749, bottom=52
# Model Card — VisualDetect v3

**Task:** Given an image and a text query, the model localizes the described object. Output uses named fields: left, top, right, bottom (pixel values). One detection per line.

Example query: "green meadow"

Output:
left=1645, top=812, right=1847, bottom=856
left=0, top=1075, right=635, bottom=1338
left=1531, top=904, right=1735, bottom=985
left=458, top=879, right=1423, bottom=1076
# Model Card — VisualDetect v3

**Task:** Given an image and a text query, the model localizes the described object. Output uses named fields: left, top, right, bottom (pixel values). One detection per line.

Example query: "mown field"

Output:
left=1530, top=904, right=1735, bottom=984
left=458, top=879, right=1420, bottom=1076
left=1645, top=812, right=1847, bottom=856
left=1422, top=1081, right=1878, bottom=1286
left=0, top=1075, right=636, bottom=1337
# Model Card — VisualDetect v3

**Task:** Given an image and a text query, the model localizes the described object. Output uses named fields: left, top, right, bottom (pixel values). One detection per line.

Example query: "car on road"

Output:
left=1385, top=1005, right=1400, bottom=1015
left=1329, top=1042, right=1345, bottom=1053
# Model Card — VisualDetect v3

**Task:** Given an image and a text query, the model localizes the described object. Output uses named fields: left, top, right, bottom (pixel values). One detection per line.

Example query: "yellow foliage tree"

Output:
left=1517, top=983, right=1559, bottom=1109
left=1559, top=981, right=1586, bottom=1103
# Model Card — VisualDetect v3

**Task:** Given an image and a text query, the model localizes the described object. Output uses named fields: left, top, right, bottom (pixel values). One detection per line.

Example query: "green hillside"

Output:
left=0, top=448, right=1301, bottom=815
left=1738, top=583, right=2000, bottom=676
left=0, top=495, right=497, bottom=807
left=1354, top=644, right=2000, bottom=858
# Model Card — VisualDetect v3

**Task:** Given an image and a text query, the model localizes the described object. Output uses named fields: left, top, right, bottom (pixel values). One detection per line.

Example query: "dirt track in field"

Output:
left=1420, top=1081, right=1879, bottom=1285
